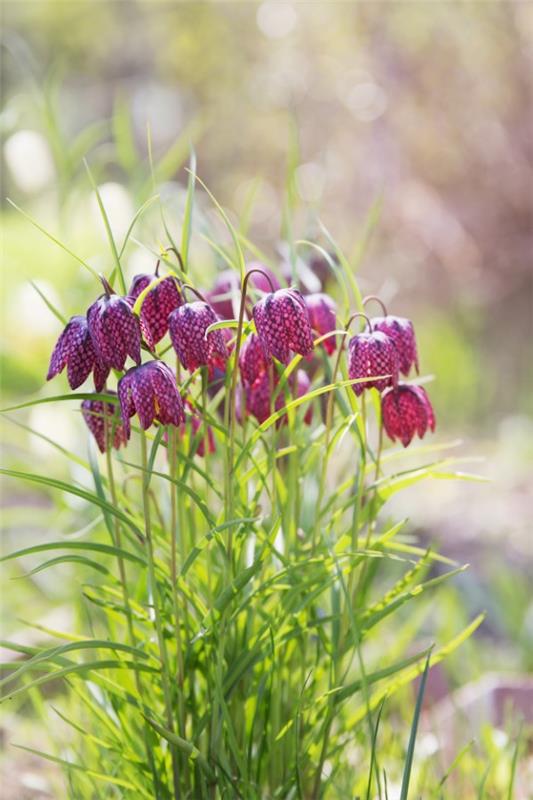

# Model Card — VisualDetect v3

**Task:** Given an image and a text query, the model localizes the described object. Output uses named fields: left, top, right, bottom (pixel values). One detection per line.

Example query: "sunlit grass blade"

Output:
left=399, top=651, right=431, bottom=800
left=83, top=157, right=126, bottom=293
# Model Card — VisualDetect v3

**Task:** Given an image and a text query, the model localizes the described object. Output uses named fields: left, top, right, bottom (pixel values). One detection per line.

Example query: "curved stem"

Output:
left=362, top=294, right=388, bottom=317
left=181, top=283, right=208, bottom=303
left=244, top=267, right=277, bottom=294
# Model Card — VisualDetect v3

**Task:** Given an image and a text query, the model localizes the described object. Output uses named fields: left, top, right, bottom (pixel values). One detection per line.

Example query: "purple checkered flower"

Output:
left=87, top=279, right=141, bottom=371
left=304, top=293, right=337, bottom=355
left=168, top=301, right=228, bottom=374
left=47, top=315, right=110, bottom=391
left=381, top=384, right=436, bottom=447
left=348, top=330, right=399, bottom=396
left=370, top=316, right=419, bottom=376
left=127, top=272, right=182, bottom=350
left=245, top=368, right=312, bottom=426
left=118, top=360, right=185, bottom=438
left=253, top=288, right=314, bottom=364
left=239, top=333, right=270, bottom=387
left=81, top=394, right=127, bottom=454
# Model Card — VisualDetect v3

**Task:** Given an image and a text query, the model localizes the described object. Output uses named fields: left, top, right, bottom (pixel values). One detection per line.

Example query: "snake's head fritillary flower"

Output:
left=239, top=333, right=270, bottom=387
left=348, top=331, right=398, bottom=396
left=253, top=288, right=314, bottom=364
left=137, top=276, right=182, bottom=350
left=181, top=400, right=216, bottom=457
left=304, top=293, right=337, bottom=355
left=168, top=301, right=228, bottom=374
left=81, top=394, right=127, bottom=454
left=381, top=384, right=436, bottom=447
left=47, top=315, right=110, bottom=391
left=87, top=280, right=141, bottom=371
left=118, top=361, right=185, bottom=438
left=370, top=316, right=419, bottom=376
left=128, top=273, right=153, bottom=301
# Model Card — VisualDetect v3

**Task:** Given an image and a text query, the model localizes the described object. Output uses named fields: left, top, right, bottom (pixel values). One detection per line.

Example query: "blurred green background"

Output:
left=1, top=1, right=532, bottom=795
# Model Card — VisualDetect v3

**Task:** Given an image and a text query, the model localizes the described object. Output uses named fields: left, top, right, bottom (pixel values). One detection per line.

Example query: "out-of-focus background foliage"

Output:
left=1, top=1, right=532, bottom=796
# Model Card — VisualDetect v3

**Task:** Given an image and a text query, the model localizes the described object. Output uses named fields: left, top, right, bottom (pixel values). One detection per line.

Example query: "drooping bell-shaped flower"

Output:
left=118, top=360, right=185, bottom=438
left=381, top=384, right=436, bottom=447
left=348, top=330, right=398, bottom=396
left=253, top=288, right=314, bottom=364
left=304, top=293, right=337, bottom=355
left=81, top=394, right=128, bottom=454
left=239, top=332, right=270, bottom=387
left=87, top=279, right=141, bottom=371
left=370, top=315, right=419, bottom=376
left=127, top=272, right=182, bottom=350
left=168, top=301, right=228, bottom=374
left=47, top=315, right=110, bottom=391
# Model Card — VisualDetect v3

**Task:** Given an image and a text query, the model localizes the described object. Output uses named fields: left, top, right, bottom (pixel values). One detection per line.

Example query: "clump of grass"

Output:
left=1, top=148, right=490, bottom=799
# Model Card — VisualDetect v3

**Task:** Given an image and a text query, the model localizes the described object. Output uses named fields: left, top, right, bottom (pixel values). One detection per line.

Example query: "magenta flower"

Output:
left=81, top=395, right=127, bottom=454
left=168, top=301, right=228, bottom=374
left=253, top=289, right=314, bottom=364
left=348, top=330, right=398, bottom=395
left=87, top=285, right=141, bottom=371
left=118, top=361, right=185, bottom=437
left=128, top=273, right=153, bottom=300
left=381, top=384, right=436, bottom=447
left=370, top=316, right=419, bottom=376
left=47, top=315, right=110, bottom=391
left=304, top=293, right=337, bottom=355
left=239, top=333, right=270, bottom=387
left=128, top=273, right=182, bottom=350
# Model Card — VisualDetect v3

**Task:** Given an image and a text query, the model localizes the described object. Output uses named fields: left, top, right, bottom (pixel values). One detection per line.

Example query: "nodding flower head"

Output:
left=87, top=280, right=141, bottom=371
left=245, top=367, right=312, bottom=426
left=304, top=293, right=337, bottom=355
left=348, top=328, right=398, bottom=396
left=239, top=332, right=270, bottom=387
left=253, top=288, right=314, bottom=364
left=168, top=301, right=228, bottom=374
left=81, top=394, right=127, bottom=454
left=181, top=400, right=216, bottom=457
left=381, top=384, right=436, bottom=447
left=128, top=273, right=153, bottom=301
left=370, top=316, right=419, bottom=376
left=118, top=360, right=185, bottom=438
left=47, top=315, right=110, bottom=391
left=133, top=275, right=182, bottom=350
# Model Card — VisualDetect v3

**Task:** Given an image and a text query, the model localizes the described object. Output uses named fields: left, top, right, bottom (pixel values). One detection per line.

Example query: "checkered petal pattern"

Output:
left=239, top=333, right=271, bottom=387
left=118, top=361, right=185, bottom=438
left=168, top=301, right=228, bottom=373
left=253, top=289, right=314, bottom=364
left=304, top=293, right=337, bottom=354
left=137, top=276, right=182, bottom=350
left=47, top=315, right=109, bottom=391
left=370, top=315, right=419, bottom=376
left=381, top=384, right=436, bottom=447
left=87, top=295, right=141, bottom=371
left=348, top=331, right=399, bottom=396
left=81, top=394, right=127, bottom=454
left=128, top=274, right=153, bottom=301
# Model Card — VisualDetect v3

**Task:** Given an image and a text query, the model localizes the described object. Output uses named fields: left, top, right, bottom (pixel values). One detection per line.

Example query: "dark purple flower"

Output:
left=118, top=361, right=185, bottom=437
left=87, top=292, right=141, bottom=371
left=304, top=293, right=337, bottom=355
left=370, top=316, right=419, bottom=376
left=168, top=301, right=228, bottom=374
left=47, top=315, right=110, bottom=391
left=239, top=333, right=270, bottom=387
left=348, top=331, right=399, bottom=396
left=81, top=394, right=127, bottom=454
left=253, top=289, right=314, bottom=364
left=136, top=276, right=182, bottom=350
left=381, top=384, right=436, bottom=447
left=128, top=273, right=153, bottom=301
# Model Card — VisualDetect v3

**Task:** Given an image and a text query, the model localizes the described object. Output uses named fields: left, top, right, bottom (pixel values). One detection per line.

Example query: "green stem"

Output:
left=169, top=427, right=186, bottom=740
left=140, top=431, right=181, bottom=799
